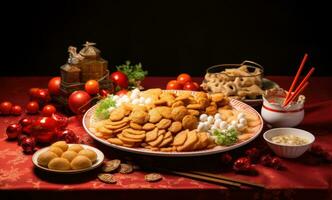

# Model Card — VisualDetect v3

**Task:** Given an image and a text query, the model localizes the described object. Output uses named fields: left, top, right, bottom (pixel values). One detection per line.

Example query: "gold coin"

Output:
left=97, top=173, right=117, bottom=184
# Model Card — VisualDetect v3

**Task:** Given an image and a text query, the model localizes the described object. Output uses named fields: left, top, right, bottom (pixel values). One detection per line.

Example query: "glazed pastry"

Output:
left=68, top=144, right=84, bottom=153
left=78, top=149, right=97, bottom=163
left=61, top=150, right=78, bottom=162
left=48, top=146, right=64, bottom=157
left=48, top=158, right=71, bottom=170
left=37, top=151, right=58, bottom=167
left=51, top=141, right=68, bottom=152
left=71, top=155, right=92, bottom=170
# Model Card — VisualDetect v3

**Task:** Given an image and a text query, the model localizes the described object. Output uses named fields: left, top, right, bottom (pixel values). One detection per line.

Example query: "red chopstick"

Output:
left=283, top=81, right=309, bottom=107
left=283, top=67, right=314, bottom=106
left=284, top=53, right=308, bottom=103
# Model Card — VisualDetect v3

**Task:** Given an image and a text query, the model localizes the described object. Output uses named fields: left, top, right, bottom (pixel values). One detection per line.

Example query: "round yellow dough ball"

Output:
left=48, top=146, right=64, bottom=157
left=37, top=151, right=58, bottom=167
left=61, top=150, right=78, bottom=162
left=71, top=155, right=92, bottom=170
left=78, top=149, right=97, bottom=163
left=51, top=141, right=68, bottom=152
left=68, top=144, right=84, bottom=153
left=48, top=157, right=71, bottom=170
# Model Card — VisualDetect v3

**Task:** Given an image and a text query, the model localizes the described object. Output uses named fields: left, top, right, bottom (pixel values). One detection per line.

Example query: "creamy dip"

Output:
left=271, top=135, right=308, bottom=145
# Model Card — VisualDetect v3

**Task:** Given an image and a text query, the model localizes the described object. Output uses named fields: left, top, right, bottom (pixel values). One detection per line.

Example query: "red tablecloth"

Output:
left=1, top=76, right=332, bottom=200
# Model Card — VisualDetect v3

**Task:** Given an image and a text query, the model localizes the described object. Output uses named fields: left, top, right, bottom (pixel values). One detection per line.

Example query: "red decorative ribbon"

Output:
left=262, top=105, right=303, bottom=113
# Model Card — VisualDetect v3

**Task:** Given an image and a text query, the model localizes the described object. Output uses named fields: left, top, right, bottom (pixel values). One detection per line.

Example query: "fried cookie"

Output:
left=129, top=122, right=143, bottom=130
left=123, top=128, right=145, bottom=135
left=109, top=107, right=126, bottom=121
left=156, top=119, right=172, bottom=129
left=130, top=110, right=149, bottom=124
left=142, top=123, right=155, bottom=131
left=172, top=130, right=188, bottom=146
left=148, top=108, right=162, bottom=123
left=148, top=134, right=164, bottom=147
left=108, top=138, right=124, bottom=146
left=171, top=106, right=188, bottom=121
left=145, top=128, right=158, bottom=142
left=187, top=109, right=200, bottom=116
left=122, top=131, right=145, bottom=140
left=158, top=106, right=172, bottom=119
left=168, top=121, right=182, bottom=133
left=182, top=115, right=198, bottom=130
left=177, top=130, right=198, bottom=152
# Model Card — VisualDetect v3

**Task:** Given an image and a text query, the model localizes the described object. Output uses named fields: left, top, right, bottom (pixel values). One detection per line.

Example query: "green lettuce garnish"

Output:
left=213, top=128, right=238, bottom=146
left=95, top=96, right=116, bottom=120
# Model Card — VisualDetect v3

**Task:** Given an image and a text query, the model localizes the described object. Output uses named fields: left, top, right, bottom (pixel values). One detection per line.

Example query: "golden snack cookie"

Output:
left=158, top=136, right=173, bottom=148
left=71, top=155, right=92, bottom=170
left=171, top=101, right=184, bottom=108
left=156, top=119, right=172, bottom=129
left=38, top=151, right=58, bottom=167
left=78, top=149, right=97, bottom=163
left=123, top=128, right=145, bottom=135
left=61, top=150, right=78, bottom=162
left=51, top=141, right=68, bottom=152
left=142, top=123, right=156, bottom=131
left=187, top=109, right=200, bottom=116
left=148, top=134, right=164, bottom=147
left=129, top=122, right=143, bottom=130
left=48, top=157, right=71, bottom=170
left=205, top=105, right=218, bottom=115
left=158, top=107, right=172, bottom=119
left=117, top=133, right=142, bottom=143
left=110, top=107, right=126, bottom=121
left=68, top=144, right=84, bottom=153
left=148, top=108, right=163, bottom=123
left=172, top=130, right=188, bottom=146
left=130, top=110, right=149, bottom=124
left=171, top=106, right=188, bottom=121
left=104, top=121, right=129, bottom=130
left=168, top=121, right=182, bottom=133
left=177, top=130, right=198, bottom=152
left=48, top=146, right=64, bottom=157
left=105, top=117, right=130, bottom=126
left=145, top=128, right=158, bottom=142
left=122, top=131, right=146, bottom=140
left=182, top=115, right=198, bottom=130
left=108, top=138, right=124, bottom=146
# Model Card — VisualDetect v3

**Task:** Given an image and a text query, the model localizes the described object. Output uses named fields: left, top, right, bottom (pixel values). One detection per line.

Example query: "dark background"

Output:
left=1, top=0, right=331, bottom=76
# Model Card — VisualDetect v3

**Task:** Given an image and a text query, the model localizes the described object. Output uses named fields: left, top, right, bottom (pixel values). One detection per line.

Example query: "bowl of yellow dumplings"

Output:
left=32, top=141, right=104, bottom=173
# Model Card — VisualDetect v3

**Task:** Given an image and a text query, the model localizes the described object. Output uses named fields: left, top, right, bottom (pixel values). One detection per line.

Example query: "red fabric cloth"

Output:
left=1, top=76, right=332, bottom=199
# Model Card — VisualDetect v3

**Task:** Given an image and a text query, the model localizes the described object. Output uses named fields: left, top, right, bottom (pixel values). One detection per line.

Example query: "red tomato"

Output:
left=110, top=71, right=128, bottom=89
left=48, top=77, right=61, bottom=96
left=68, top=90, right=91, bottom=114
left=6, top=123, right=22, bottom=139
left=0, top=101, right=13, bottom=115
left=29, top=88, right=40, bottom=100
left=85, top=80, right=100, bottom=95
left=31, top=117, right=57, bottom=143
left=166, top=80, right=182, bottom=90
left=177, top=73, right=192, bottom=85
left=19, top=117, right=33, bottom=127
left=116, top=89, right=128, bottom=96
left=42, top=105, right=56, bottom=117
left=51, top=113, right=68, bottom=128
left=99, top=89, right=109, bottom=97
left=26, top=101, right=39, bottom=114
left=183, top=82, right=199, bottom=91
left=11, top=105, right=23, bottom=116
left=36, top=89, right=51, bottom=104
left=193, top=82, right=200, bottom=89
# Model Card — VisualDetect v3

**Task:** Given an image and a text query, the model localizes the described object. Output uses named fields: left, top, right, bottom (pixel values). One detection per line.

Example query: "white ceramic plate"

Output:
left=83, top=96, right=263, bottom=157
left=32, top=144, right=104, bottom=173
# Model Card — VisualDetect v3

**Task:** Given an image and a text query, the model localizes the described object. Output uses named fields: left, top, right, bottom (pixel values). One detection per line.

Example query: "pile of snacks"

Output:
left=90, top=89, right=261, bottom=152
left=37, top=141, right=97, bottom=170
left=201, top=65, right=264, bottom=100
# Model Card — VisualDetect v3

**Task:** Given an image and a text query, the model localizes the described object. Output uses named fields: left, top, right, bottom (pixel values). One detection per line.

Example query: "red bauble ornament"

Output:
left=0, top=101, right=13, bottom=115
left=110, top=71, right=129, bottom=89
left=19, top=117, right=33, bottom=127
left=233, top=157, right=256, bottom=174
left=245, top=147, right=260, bottom=162
left=51, top=113, right=68, bottom=128
left=42, top=104, right=57, bottom=117
left=18, top=134, right=28, bottom=146
left=31, top=117, right=57, bottom=144
left=220, top=153, right=233, bottom=165
left=11, top=105, right=23, bottom=116
left=48, top=77, right=61, bottom=96
left=260, top=154, right=273, bottom=167
left=68, top=90, right=91, bottom=114
left=26, top=101, right=39, bottom=114
left=36, top=89, right=51, bottom=105
left=6, top=123, right=22, bottom=140
left=56, top=129, right=79, bottom=143
left=21, top=137, right=36, bottom=154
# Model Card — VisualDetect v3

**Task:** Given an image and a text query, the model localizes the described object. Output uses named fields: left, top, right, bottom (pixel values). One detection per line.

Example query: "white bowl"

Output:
left=263, top=128, right=315, bottom=158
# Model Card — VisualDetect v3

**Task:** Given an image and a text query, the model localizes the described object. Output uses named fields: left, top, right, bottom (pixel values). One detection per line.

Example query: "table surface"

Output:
left=1, top=76, right=332, bottom=199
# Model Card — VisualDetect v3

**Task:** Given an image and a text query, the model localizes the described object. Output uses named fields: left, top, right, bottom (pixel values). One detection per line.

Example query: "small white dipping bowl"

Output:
left=263, top=128, right=315, bottom=158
